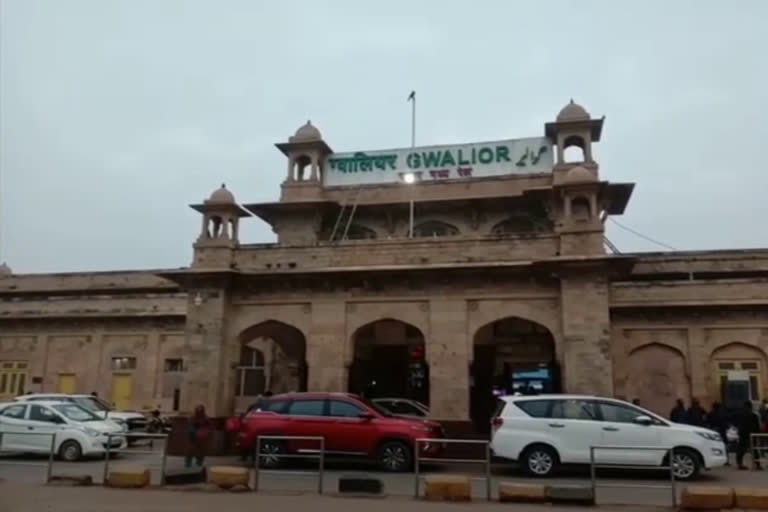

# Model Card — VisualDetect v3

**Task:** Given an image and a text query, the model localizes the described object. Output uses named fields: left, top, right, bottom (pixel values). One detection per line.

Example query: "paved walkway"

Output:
left=0, top=483, right=653, bottom=512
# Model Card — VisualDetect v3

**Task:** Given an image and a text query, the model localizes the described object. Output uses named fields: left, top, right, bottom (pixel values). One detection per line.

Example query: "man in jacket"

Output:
left=670, top=399, right=687, bottom=423
left=735, top=401, right=762, bottom=470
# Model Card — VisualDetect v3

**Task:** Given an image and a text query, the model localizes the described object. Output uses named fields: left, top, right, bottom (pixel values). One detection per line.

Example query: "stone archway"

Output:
left=235, top=320, right=307, bottom=412
left=626, top=343, right=689, bottom=417
left=471, top=316, right=558, bottom=433
left=348, top=318, right=429, bottom=405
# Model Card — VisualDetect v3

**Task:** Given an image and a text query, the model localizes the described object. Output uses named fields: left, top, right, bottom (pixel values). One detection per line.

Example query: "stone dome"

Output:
left=0, top=262, right=12, bottom=276
left=207, top=183, right=236, bottom=204
left=557, top=100, right=590, bottom=122
left=289, top=120, right=322, bottom=142
left=563, top=165, right=596, bottom=184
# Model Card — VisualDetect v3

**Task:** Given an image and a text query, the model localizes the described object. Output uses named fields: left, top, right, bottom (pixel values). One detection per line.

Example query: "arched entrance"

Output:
left=348, top=319, right=429, bottom=405
left=235, top=321, right=307, bottom=411
left=471, top=317, right=559, bottom=433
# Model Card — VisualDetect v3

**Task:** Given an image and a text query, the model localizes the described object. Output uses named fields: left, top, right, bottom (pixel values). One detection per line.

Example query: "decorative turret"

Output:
left=191, top=184, right=249, bottom=249
left=545, top=100, right=604, bottom=170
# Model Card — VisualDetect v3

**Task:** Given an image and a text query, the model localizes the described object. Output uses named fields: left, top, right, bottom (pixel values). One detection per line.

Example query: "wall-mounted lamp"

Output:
left=193, top=293, right=203, bottom=307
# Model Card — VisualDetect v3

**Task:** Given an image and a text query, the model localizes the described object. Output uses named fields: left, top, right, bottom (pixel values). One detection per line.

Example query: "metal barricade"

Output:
left=414, top=438, right=491, bottom=501
left=589, top=445, right=677, bottom=507
left=750, top=433, right=768, bottom=469
left=253, top=435, right=325, bottom=494
left=104, top=432, right=168, bottom=486
left=0, top=431, right=56, bottom=483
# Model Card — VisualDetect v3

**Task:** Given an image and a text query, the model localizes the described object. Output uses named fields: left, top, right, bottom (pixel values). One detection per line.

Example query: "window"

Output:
left=1, top=404, right=26, bottom=419
left=386, top=401, right=425, bottom=416
left=53, top=404, right=99, bottom=422
left=287, top=400, right=325, bottom=416
left=412, top=221, right=459, bottom=238
left=111, top=357, right=136, bottom=370
left=516, top=400, right=552, bottom=418
left=0, top=360, right=28, bottom=398
left=164, top=359, right=184, bottom=372
left=29, top=405, right=61, bottom=423
left=345, top=225, right=377, bottom=240
left=715, top=359, right=763, bottom=402
left=551, top=399, right=597, bottom=420
left=329, top=400, right=364, bottom=417
left=491, top=216, right=543, bottom=235
left=598, top=402, right=644, bottom=424
left=236, top=346, right=265, bottom=397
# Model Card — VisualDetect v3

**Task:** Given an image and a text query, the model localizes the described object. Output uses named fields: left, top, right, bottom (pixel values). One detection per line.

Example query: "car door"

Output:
left=595, top=400, right=663, bottom=465
left=326, top=399, right=372, bottom=454
left=547, top=399, right=604, bottom=464
left=284, top=399, right=333, bottom=453
left=0, top=404, right=29, bottom=451
left=26, top=404, right=66, bottom=453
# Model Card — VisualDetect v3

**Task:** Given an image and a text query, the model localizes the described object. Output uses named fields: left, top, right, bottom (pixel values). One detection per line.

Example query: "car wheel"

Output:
left=670, top=448, right=700, bottom=481
left=59, top=440, right=83, bottom=462
left=377, top=441, right=412, bottom=472
left=258, top=439, right=284, bottom=469
left=521, top=445, right=558, bottom=477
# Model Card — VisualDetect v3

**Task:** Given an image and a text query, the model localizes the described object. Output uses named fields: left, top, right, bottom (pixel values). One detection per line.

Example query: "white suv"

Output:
left=490, top=395, right=727, bottom=480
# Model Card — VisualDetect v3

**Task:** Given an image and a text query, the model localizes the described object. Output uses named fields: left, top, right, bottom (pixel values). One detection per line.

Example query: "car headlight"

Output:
left=80, top=427, right=102, bottom=437
left=696, top=431, right=722, bottom=442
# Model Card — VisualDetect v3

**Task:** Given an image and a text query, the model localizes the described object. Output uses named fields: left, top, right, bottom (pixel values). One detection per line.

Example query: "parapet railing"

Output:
left=589, top=445, right=677, bottom=507
left=414, top=438, right=491, bottom=500
left=104, top=432, right=168, bottom=486
left=253, top=435, right=325, bottom=494
left=0, top=431, right=56, bottom=483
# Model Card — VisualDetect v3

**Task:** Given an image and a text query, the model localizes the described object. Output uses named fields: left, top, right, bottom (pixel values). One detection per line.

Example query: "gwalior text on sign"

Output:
left=323, top=137, right=553, bottom=187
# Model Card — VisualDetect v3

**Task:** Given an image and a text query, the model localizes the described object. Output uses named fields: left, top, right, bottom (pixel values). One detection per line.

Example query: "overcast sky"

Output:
left=1, top=0, right=767, bottom=273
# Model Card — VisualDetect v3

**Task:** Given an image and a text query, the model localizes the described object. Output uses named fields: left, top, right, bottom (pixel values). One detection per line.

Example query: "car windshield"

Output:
left=359, top=397, right=392, bottom=417
left=72, top=397, right=110, bottom=412
left=53, top=404, right=101, bottom=422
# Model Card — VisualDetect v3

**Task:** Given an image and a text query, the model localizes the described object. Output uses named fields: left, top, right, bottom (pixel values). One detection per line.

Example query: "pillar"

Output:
left=559, top=271, right=614, bottom=396
left=307, top=302, right=347, bottom=391
left=180, top=288, right=230, bottom=416
left=427, top=299, right=470, bottom=421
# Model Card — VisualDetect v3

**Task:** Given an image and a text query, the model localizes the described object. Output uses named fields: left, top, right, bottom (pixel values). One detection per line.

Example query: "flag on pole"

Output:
left=407, top=90, right=415, bottom=101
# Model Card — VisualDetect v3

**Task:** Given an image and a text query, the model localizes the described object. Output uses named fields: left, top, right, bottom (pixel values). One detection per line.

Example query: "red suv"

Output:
left=227, top=392, right=444, bottom=471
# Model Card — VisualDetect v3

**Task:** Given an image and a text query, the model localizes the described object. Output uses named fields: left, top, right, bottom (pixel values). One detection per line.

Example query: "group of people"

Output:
left=668, top=398, right=768, bottom=470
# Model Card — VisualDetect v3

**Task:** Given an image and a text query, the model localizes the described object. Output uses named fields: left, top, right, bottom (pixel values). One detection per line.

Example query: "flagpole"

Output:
left=408, top=91, right=416, bottom=238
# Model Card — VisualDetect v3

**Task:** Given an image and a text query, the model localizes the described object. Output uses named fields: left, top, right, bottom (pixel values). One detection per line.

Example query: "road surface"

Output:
left=0, top=443, right=765, bottom=507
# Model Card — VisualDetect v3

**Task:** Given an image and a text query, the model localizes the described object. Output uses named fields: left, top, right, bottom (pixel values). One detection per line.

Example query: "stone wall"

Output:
left=0, top=319, right=185, bottom=412
left=611, top=309, right=768, bottom=416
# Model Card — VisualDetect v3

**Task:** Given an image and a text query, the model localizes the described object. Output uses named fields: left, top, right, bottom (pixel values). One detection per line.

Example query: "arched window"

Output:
left=570, top=197, right=592, bottom=221
left=491, top=215, right=538, bottom=235
left=345, top=224, right=377, bottom=240
left=236, top=346, right=265, bottom=397
left=412, top=221, right=459, bottom=238
left=562, top=135, right=586, bottom=163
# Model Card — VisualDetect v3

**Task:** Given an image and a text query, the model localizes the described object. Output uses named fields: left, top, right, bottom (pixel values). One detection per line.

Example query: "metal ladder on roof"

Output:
left=329, top=187, right=364, bottom=242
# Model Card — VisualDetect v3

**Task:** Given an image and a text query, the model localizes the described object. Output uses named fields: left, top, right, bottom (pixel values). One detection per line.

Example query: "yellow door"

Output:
left=111, top=374, right=133, bottom=410
left=57, top=374, right=77, bottom=394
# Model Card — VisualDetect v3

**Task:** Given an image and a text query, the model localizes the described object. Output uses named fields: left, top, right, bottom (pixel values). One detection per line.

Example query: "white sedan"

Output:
left=0, top=400, right=126, bottom=461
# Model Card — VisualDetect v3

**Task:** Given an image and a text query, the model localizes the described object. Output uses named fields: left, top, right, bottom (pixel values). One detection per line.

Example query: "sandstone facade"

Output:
left=1, top=103, right=766, bottom=427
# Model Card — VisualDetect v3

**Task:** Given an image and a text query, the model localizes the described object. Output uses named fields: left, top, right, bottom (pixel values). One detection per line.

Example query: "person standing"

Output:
left=686, top=398, right=707, bottom=427
left=707, top=402, right=731, bottom=466
left=734, top=400, right=762, bottom=470
left=185, top=405, right=211, bottom=468
left=670, top=399, right=687, bottom=423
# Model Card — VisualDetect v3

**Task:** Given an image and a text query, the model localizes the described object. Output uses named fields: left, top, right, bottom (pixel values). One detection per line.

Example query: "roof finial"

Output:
left=569, top=98, right=574, bottom=104
left=221, top=183, right=226, bottom=188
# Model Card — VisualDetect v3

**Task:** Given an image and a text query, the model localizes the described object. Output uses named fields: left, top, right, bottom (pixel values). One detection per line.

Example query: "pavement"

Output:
left=0, top=483, right=618, bottom=512
left=0, top=443, right=766, bottom=508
